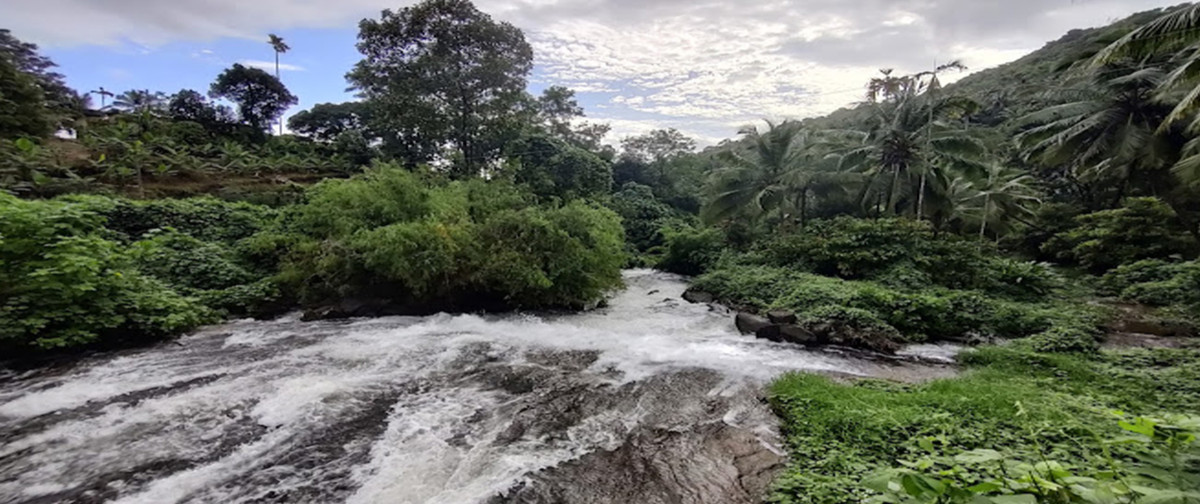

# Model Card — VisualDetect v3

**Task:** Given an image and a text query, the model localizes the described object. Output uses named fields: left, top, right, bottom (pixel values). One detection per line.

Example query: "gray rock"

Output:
left=754, top=324, right=784, bottom=342
left=766, top=310, right=797, bottom=324
left=779, top=324, right=817, bottom=345
left=734, top=312, right=772, bottom=335
left=682, top=289, right=715, bottom=304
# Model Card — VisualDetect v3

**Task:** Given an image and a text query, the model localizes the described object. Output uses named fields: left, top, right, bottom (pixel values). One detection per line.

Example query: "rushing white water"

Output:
left=0, top=270, right=955, bottom=504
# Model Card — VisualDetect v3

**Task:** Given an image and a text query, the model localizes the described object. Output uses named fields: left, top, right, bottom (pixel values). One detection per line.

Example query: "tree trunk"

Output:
left=978, top=194, right=990, bottom=239
left=275, top=51, right=283, bottom=136
left=799, top=187, right=809, bottom=229
left=916, top=173, right=927, bottom=220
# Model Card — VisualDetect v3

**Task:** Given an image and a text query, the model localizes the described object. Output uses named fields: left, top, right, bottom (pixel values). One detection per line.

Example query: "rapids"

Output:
left=0, top=270, right=955, bottom=504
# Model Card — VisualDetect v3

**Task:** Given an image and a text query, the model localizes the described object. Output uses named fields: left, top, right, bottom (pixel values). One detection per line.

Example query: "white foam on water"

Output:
left=0, top=269, right=952, bottom=503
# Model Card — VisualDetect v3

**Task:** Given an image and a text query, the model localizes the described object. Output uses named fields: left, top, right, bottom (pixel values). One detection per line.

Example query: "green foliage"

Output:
left=210, top=63, right=298, bottom=132
left=767, top=347, right=1200, bottom=504
left=0, top=55, right=52, bottom=139
left=508, top=133, right=612, bottom=200
left=607, top=182, right=682, bottom=254
left=276, top=166, right=625, bottom=311
left=656, top=225, right=726, bottom=276
left=1044, top=198, right=1196, bottom=273
left=694, top=264, right=1096, bottom=344
left=1025, top=325, right=1100, bottom=354
left=347, top=0, right=534, bottom=173
left=0, top=194, right=211, bottom=354
left=65, top=195, right=276, bottom=243
left=287, top=101, right=367, bottom=142
left=756, top=218, right=1060, bottom=299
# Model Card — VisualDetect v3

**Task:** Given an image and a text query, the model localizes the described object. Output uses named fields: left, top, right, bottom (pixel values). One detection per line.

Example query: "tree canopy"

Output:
left=209, top=63, right=298, bottom=133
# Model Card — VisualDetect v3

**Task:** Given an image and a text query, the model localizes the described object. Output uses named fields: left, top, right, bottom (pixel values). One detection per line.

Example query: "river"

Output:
left=0, top=270, right=955, bottom=504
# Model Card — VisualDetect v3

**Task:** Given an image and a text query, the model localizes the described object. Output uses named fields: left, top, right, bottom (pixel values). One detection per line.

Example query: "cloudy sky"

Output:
left=2, top=0, right=1181, bottom=145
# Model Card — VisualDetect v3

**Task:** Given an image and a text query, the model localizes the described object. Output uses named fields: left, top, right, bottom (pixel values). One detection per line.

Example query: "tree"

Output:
left=704, top=122, right=842, bottom=228
left=113, top=89, right=166, bottom=113
left=620, top=128, right=696, bottom=165
left=0, top=54, right=52, bottom=139
left=836, top=83, right=985, bottom=218
left=971, top=164, right=1041, bottom=239
left=0, top=29, right=82, bottom=127
left=287, top=102, right=368, bottom=142
left=532, top=86, right=611, bottom=151
left=209, top=63, right=298, bottom=133
left=167, top=89, right=233, bottom=127
left=507, top=133, right=612, bottom=200
left=347, top=0, right=534, bottom=176
left=267, top=34, right=291, bottom=135
left=1091, top=4, right=1200, bottom=130
left=1017, top=63, right=1200, bottom=241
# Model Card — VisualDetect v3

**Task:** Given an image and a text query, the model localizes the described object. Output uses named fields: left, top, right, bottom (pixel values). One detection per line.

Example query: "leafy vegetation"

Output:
left=768, top=347, right=1200, bottom=503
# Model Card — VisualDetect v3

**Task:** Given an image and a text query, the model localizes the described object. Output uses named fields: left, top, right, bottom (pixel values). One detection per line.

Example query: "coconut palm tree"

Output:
left=703, top=121, right=842, bottom=228
left=971, top=164, right=1041, bottom=239
left=835, top=87, right=985, bottom=218
left=1092, top=4, right=1200, bottom=130
left=1017, top=64, right=1179, bottom=206
left=267, top=34, right=291, bottom=135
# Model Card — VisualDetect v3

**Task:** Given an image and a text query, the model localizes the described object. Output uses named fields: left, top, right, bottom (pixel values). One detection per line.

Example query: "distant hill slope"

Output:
left=764, top=4, right=1187, bottom=136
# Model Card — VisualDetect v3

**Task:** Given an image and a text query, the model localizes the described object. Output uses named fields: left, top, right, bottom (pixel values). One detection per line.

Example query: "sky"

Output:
left=1, top=0, right=1183, bottom=146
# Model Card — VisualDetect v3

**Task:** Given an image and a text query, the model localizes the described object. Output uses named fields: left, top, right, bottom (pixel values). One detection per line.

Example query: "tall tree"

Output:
left=0, top=55, right=52, bottom=138
left=0, top=29, right=83, bottom=128
left=347, top=0, right=534, bottom=176
left=210, top=63, right=298, bottom=133
left=287, top=102, right=368, bottom=142
left=267, top=34, right=291, bottom=135
left=533, top=86, right=611, bottom=152
left=704, top=122, right=835, bottom=228
left=167, top=89, right=234, bottom=127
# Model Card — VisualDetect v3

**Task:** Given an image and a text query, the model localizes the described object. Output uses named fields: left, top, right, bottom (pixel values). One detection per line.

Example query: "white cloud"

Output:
left=2, top=0, right=1182, bottom=140
left=238, top=59, right=306, bottom=72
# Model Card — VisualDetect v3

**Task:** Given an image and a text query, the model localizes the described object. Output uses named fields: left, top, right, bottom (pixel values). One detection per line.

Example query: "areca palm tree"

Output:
left=268, top=34, right=291, bottom=135
left=703, top=121, right=841, bottom=228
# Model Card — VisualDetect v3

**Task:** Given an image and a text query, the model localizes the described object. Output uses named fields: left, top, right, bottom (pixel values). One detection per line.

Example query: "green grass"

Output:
left=765, top=346, right=1200, bottom=503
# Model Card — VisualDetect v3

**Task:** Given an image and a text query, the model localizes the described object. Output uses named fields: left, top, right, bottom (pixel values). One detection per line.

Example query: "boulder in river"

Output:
left=779, top=324, right=817, bottom=345
left=767, top=310, right=797, bottom=324
left=735, top=312, right=772, bottom=335
left=682, top=288, right=715, bottom=304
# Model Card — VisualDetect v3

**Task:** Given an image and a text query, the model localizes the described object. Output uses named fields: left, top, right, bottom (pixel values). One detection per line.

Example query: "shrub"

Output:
left=1043, top=197, right=1196, bottom=273
left=129, top=229, right=279, bottom=316
left=1100, top=259, right=1177, bottom=296
left=657, top=225, right=726, bottom=276
left=755, top=217, right=1057, bottom=299
left=64, top=194, right=276, bottom=243
left=277, top=168, right=626, bottom=312
left=1025, top=325, right=1100, bottom=354
left=0, top=195, right=211, bottom=354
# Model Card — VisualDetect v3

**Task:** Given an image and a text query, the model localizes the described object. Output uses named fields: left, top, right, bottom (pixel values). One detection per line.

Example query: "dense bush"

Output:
left=607, top=182, right=684, bottom=254
left=693, top=265, right=1098, bottom=344
left=1025, top=325, right=1100, bottom=353
left=755, top=217, right=1059, bottom=299
left=1043, top=197, right=1196, bottom=273
left=276, top=167, right=626, bottom=311
left=656, top=225, right=726, bottom=276
left=1100, top=259, right=1200, bottom=307
left=129, top=229, right=280, bottom=317
left=0, top=195, right=212, bottom=354
left=65, top=195, right=277, bottom=243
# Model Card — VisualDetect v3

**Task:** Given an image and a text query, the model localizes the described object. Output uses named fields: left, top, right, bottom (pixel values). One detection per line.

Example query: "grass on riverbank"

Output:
left=766, top=346, right=1200, bottom=503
